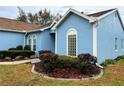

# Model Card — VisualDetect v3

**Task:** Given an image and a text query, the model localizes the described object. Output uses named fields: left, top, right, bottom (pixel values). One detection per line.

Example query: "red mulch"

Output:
left=34, top=63, right=101, bottom=79
left=0, top=59, right=13, bottom=62
left=47, top=68, right=84, bottom=79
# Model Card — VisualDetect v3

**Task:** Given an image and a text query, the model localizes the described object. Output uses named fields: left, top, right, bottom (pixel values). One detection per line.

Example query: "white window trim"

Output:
left=27, top=35, right=31, bottom=45
left=93, top=23, right=97, bottom=57
left=27, top=34, right=37, bottom=51
left=66, top=28, right=78, bottom=56
left=32, top=34, right=37, bottom=51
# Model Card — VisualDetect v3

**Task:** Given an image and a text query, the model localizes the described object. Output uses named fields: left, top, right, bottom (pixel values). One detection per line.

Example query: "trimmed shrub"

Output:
left=39, top=52, right=58, bottom=73
left=38, top=52, right=100, bottom=75
left=101, top=59, right=116, bottom=67
left=16, top=45, right=23, bottom=50
left=0, top=50, right=35, bottom=59
left=78, top=53, right=97, bottom=64
left=39, top=50, right=52, bottom=55
left=80, top=63, right=100, bottom=75
left=8, top=48, right=17, bottom=50
left=24, top=45, right=31, bottom=50
left=115, top=55, right=124, bottom=61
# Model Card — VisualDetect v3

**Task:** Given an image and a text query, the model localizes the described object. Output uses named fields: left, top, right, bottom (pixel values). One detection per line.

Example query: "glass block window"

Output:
left=67, top=29, right=77, bottom=56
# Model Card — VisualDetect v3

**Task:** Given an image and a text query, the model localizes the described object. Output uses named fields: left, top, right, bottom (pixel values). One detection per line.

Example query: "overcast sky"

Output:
left=1, top=6, right=124, bottom=21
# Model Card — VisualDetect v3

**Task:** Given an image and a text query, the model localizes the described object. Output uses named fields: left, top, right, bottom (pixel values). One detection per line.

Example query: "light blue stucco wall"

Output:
left=26, top=29, right=55, bottom=53
left=97, top=11, right=124, bottom=63
left=0, top=31, right=24, bottom=50
left=56, top=13, right=93, bottom=56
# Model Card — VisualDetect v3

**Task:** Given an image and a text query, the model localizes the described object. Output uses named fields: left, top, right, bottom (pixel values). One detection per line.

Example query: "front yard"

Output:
left=0, top=59, right=124, bottom=86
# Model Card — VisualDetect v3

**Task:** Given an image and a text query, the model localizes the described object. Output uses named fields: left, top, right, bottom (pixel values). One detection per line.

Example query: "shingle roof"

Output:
left=0, top=17, right=52, bottom=32
left=87, top=8, right=116, bottom=17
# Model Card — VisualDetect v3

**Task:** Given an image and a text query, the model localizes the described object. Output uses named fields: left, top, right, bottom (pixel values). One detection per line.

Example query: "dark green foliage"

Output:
left=80, top=63, right=100, bottom=75
left=17, top=7, right=27, bottom=22
left=16, top=7, right=62, bottom=25
left=115, top=55, right=124, bottom=61
left=101, top=59, right=116, bottom=67
left=0, top=50, right=35, bottom=59
left=8, top=48, right=17, bottom=50
left=39, top=51, right=58, bottom=73
left=78, top=53, right=97, bottom=64
left=39, top=50, right=52, bottom=55
left=24, top=45, right=31, bottom=50
left=16, top=45, right=23, bottom=50
left=39, top=52, right=99, bottom=75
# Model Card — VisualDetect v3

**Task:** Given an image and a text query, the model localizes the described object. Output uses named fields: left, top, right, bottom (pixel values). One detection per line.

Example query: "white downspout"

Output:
left=93, top=22, right=98, bottom=57
left=55, top=29, right=57, bottom=54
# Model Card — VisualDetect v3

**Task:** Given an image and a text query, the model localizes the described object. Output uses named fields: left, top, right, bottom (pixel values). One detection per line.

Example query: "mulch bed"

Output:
left=0, top=59, right=13, bottom=62
left=34, top=63, right=101, bottom=79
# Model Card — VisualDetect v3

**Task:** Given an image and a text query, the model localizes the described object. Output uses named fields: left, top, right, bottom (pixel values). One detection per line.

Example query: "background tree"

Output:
left=16, top=7, right=62, bottom=25
left=17, top=7, right=27, bottom=22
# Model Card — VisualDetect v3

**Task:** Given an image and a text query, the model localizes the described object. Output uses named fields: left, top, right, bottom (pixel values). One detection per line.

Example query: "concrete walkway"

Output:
left=0, top=58, right=40, bottom=65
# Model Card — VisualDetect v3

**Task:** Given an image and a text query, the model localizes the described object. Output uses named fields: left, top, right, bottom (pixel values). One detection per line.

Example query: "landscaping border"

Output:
left=0, top=58, right=40, bottom=65
left=31, top=63, right=104, bottom=81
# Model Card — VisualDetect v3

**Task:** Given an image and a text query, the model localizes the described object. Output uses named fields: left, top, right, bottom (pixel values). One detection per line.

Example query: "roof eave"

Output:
left=96, top=9, right=118, bottom=20
left=0, top=28, right=26, bottom=33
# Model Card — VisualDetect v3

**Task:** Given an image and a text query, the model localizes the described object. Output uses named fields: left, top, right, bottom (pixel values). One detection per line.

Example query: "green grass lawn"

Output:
left=0, top=59, right=124, bottom=86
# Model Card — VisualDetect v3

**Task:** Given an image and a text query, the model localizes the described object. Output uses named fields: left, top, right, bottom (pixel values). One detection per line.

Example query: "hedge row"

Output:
left=0, top=50, right=35, bottom=59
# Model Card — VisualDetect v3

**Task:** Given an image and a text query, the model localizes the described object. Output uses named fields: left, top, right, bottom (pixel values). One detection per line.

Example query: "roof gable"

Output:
left=52, top=8, right=96, bottom=30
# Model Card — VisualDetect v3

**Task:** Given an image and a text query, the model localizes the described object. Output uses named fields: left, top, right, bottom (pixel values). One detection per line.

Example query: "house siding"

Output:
left=26, top=29, right=55, bottom=53
left=97, top=12, right=124, bottom=63
left=0, top=31, right=24, bottom=50
left=56, top=13, right=93, bottom=56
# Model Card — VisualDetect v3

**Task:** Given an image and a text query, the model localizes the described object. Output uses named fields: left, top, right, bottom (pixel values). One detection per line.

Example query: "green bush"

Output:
left=39, top=50, right=52, bottom=55
left=0, top=50, right=35, bottom=59
left=39, top=52, right=99, bottom=74
left=57, top=55, right=78, bottom=63
left=101, top=59, right=116, bottom=67
left=39, top=52, right=58, bottom=73
left=80, top=63, right=99, bottom=75
left=16, top=45, right=23, bottom=50
left=78, top=53, right=97, bottom=64
left=8, top=48, right=17, bottom=50
left=24, top=45, right=31, bottom=50
left=115, top=55, right=124, bottom=61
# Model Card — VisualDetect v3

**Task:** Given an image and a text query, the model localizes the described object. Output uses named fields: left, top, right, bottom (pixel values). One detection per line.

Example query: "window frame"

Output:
left=67, top=28, right=78, bottom=56
left=32, top=34, right=37, bottom=51
left=27, top=34, right=37, bottom=51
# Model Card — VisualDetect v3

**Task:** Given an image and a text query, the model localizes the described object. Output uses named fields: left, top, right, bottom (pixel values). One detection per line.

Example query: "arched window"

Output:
left=27, top=34, right=37, bottom=51
left=67, top=28, right=77, bottom=56
left=32, top=34, right=37, bottom=51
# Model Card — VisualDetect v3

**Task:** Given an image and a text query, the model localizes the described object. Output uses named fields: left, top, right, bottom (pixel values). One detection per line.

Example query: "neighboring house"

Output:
left=0, top=8, right=124, bottom=64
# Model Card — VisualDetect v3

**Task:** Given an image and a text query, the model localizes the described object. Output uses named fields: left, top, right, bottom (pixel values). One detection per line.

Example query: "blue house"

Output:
left=0, top=8, right=124, bottom=64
